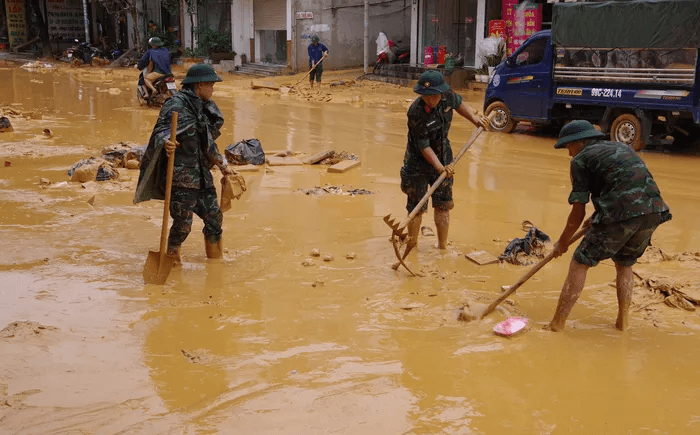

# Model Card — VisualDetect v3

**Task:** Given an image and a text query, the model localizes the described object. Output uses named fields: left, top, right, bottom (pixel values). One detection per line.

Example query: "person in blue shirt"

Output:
left=138, top=37, right=172, bottom=99
left=307, top=35, right=328, bottom=88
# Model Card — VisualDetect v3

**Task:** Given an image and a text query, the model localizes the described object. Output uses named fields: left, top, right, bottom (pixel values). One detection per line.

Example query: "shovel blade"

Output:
left=143, top=250, right=176, bottom=285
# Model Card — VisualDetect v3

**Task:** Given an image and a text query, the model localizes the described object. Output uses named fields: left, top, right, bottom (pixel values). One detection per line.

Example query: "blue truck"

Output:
left=483, top=0, right=700, bottom=151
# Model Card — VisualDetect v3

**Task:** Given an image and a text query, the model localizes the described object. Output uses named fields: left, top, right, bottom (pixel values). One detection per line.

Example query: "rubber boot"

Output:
left=205, top=238, right=223, bottom=259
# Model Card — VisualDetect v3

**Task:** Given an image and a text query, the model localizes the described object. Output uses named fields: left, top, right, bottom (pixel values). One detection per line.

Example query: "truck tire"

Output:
left=485, top=101, right=517, bottom=133
left=611, top=113, right=645, bottom=151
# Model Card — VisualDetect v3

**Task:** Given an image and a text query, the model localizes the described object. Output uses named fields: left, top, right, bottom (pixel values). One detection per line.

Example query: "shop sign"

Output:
left=502, top=0, right=541, bottom=56
left=296, top=11, right=313, bottom=20
left=5, top=0, right=27, bottom=47
left=47, top=0, right=84, bottom=41
left=489, top=20, right=506, bottom=38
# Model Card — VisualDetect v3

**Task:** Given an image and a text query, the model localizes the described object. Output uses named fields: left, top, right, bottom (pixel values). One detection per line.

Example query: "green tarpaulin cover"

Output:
left=552, top=0, right=700, bottom=49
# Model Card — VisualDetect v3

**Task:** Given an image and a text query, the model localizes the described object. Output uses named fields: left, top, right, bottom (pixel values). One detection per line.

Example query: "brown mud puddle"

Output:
left=1, top=62, right=700, bottom=434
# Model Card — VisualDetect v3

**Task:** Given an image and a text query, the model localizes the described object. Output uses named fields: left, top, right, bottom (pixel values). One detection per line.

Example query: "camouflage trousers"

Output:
left=400, top=166, right=454, bottom=213
left=574, top=211, right=671, bottom=267
left=167, top=187, right=223, bottom=252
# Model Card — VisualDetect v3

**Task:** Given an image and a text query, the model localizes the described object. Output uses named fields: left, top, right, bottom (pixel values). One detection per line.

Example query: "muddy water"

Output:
left=1, top=64, right=700, bottom=434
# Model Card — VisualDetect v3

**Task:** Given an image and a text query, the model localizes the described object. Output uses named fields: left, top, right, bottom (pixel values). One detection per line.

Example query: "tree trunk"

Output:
left=30, top=0, right=53, bottom=58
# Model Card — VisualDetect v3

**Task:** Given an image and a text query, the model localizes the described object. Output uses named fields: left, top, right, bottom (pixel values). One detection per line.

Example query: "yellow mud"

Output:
left=1, top=62, right=700, bottom=434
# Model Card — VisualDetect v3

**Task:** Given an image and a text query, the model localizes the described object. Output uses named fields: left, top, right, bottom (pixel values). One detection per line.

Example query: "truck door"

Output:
left=499, top=36, right=551, bottom=120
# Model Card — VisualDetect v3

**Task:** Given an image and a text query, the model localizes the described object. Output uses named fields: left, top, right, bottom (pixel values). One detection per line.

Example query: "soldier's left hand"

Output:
left=552, top=240, right=568, bottom=258
left=443, top=163, right=455, bottom=178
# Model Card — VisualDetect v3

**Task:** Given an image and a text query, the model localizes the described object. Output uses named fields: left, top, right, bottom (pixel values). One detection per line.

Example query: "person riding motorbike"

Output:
left=137, top=37, right=172, bottom=100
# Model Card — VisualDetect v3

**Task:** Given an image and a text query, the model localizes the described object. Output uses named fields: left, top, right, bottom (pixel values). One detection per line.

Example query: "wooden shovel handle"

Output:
left=158, top=112, right=178, bottom=268
left=479, top=227, right=587, bottom=319
left=294, top=52, right=328, bottom=86
left=400, top=126, right=484, bottom=229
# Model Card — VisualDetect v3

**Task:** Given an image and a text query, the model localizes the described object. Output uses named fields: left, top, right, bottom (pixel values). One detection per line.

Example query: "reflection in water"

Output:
left=1, top=65, right=700, bottom=433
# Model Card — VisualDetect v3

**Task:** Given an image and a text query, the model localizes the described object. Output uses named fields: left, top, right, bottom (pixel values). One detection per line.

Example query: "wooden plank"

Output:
left=327, top=159, right=361, bottom=173
left=233, top=164, right=260, bottom=172
left=250, top=80, right=280, bottom=91
left=465, top=250, right=500, bottom=266
left=266, top=156, right=303, bottom=166
left=301, top=149, right=335, bottom=165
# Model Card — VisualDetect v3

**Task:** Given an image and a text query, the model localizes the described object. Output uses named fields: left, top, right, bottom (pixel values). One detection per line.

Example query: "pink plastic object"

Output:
left=493, top=317, right=528, bottom=337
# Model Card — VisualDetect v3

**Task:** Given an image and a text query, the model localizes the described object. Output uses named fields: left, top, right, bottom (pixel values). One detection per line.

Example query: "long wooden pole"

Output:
left=479, top=228, right=588, bottom=319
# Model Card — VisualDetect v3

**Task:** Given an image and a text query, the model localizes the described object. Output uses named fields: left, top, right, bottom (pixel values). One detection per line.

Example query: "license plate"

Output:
left=166, top=82, right=176, bottom=90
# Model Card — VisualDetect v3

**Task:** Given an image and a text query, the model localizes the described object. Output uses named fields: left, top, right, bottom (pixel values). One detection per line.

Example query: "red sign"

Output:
left=502, top=0, right=541, bottom=56
left=489, top=20, right=506, bottom=38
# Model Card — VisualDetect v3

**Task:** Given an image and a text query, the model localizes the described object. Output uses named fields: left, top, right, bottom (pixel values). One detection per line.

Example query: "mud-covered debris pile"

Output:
left=100, top=142, right=145, bottom=168
left=68, top=142, right=145, bottom=182
left=319, top=151, right=358, bottom=165
left=638, top=276, right=700, bottom=311
left=68, top=157, right=120, bottom=182
left=1, top=321, right=59, bottom=338
left=296, top=184, right=373, bottom=196
left=1, top=105, right=42, bottom=120
left=638, top=246, right=700, bottom=263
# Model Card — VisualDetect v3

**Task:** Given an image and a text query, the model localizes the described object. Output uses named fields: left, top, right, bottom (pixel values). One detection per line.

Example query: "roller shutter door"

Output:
left=254, top=0, right=286, bottom=31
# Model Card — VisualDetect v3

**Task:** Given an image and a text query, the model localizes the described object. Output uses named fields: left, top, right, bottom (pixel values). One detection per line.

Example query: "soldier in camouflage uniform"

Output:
left=545, top=120, right=672, bottom=332
left=393, top=70, right=488, bottom=269
left=134, top=64, right=234, bottom=261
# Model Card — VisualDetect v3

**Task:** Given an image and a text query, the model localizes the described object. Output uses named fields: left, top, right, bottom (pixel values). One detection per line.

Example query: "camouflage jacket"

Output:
left=568, top=140, right=670, bottom=224
left=402, top=89, right=462, bottom=173
left=134, top=87, right=227, bottom=204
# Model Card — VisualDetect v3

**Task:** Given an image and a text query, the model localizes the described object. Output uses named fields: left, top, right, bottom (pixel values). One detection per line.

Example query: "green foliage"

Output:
left=194, top=27, right=233, bottom=56
left=161, top=0, right=179, bottom=16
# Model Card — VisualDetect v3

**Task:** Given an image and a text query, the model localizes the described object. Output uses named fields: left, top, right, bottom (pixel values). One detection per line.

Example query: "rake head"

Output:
left=383, top=214, right=408, bottom=240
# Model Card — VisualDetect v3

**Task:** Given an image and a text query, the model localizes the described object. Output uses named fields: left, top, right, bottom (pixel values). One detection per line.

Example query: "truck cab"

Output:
left=484, top=30, right=553, bottom=132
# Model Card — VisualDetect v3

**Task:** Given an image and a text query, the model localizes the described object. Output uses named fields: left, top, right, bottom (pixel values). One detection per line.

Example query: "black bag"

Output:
left=225, top=139, right=265, bottom=165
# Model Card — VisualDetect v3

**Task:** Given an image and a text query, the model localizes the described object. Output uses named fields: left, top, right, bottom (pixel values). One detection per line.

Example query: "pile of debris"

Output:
left=296, top=184, right=373, bottom=196
left=319, top=151, right=358, bottom=166
left=498, top=221, right=551, bottom=265
left=68, top=142, right=145, bottom=182
left=641, top=276, right=700, bottom=311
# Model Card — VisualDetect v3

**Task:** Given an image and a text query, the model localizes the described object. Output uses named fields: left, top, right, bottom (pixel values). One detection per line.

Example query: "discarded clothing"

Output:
left=499, top=223, right=551, bottom=265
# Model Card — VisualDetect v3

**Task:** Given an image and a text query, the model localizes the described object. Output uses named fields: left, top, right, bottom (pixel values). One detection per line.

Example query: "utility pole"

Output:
left=82, top=0, right=89, bottom=42
left=363, top=0, right=368, bottom=74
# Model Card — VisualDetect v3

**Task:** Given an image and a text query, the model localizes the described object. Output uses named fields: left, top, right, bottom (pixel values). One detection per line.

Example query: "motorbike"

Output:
left=136, top=67, right=177, bottom=107
left=373, top=39, right=410, bottom=74
left=62, top=40, right=120, bottom=66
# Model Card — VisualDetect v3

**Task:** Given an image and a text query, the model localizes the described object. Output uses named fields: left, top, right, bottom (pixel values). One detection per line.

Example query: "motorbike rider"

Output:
left=138, top=37, right=172, bottom=100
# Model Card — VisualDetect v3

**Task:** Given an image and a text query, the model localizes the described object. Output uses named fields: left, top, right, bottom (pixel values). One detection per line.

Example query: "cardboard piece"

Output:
left=327, top=159, right=361, bottom=173
left=250, top=81, right=280, bottom=91
left=465, top=250, right=500, bottom=266
left=301, top=150, right=335, bottom=165
left=266, top=156, right=303, bottom=166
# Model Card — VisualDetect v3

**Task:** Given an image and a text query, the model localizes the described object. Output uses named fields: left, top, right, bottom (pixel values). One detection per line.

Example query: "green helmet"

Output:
left=413, top=70, right=450, bottom=95
left=554, top=120, right=605, bottom=149
left=181, top=63, right=222, bottom=85
left=148, top=37, right=164, bottom=47
left=311, top=35, right=320, bottom=43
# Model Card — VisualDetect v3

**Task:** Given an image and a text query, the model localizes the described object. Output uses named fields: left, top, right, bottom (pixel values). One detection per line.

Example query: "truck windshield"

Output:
left=516, top=38, right=547, bottom=67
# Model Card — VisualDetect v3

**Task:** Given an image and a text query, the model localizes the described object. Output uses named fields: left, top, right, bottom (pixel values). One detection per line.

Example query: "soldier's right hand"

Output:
left=164, top=139, right=179, bottom=157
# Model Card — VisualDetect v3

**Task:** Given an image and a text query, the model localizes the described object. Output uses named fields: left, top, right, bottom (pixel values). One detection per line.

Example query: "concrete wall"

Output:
left=292, top=0, right=412, bottom=71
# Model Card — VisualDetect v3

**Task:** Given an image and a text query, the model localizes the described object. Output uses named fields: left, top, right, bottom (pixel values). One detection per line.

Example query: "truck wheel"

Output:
left=485, top=101, right=517, bottom=133
left=611, top=114, right=645, bottom=151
